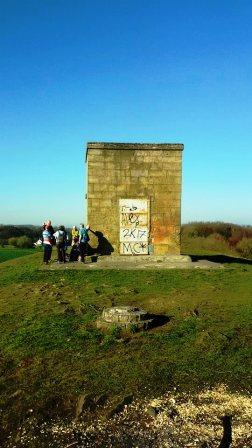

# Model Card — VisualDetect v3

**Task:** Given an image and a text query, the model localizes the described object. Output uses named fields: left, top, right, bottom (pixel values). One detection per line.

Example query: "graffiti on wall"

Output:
left=119, top=199, right=149, bottom=255
left=121, top=241, right=148, bottom=255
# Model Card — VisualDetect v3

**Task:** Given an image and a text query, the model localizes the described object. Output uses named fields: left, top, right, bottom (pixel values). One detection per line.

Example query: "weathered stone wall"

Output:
left=86, top=142, right=183, bottom=255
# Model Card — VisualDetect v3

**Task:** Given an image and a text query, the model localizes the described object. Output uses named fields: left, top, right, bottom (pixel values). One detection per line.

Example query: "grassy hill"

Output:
left=0, top=246, right=35, bottom=263
left=0, top=249, right=251, bottom=446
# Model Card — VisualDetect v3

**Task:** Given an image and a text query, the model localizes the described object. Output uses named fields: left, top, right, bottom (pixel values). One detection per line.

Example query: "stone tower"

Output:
left=86, top=142, right=183, bottom=255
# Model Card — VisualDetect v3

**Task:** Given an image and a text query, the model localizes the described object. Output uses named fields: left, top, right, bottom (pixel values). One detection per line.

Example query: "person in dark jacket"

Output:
left=53, top=225, right=67, bottom=263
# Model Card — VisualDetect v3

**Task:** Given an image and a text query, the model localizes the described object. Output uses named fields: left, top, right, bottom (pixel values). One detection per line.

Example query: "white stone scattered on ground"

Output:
left=15, top=385, right=252, bottom=447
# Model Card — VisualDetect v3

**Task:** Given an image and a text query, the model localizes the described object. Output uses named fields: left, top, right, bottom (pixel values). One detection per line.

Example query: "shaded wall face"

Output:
left=87, top=148, right=182, bottom=255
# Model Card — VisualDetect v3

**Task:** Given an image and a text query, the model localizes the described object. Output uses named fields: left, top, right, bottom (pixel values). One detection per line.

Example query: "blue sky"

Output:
left=0, top=0, right=251, bottom=226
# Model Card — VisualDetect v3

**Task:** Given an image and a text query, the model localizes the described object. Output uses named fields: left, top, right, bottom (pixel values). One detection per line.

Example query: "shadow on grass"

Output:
left=187, top=254, right=252, bottom=265
left=148, top=314, right=171, bottom=329
left=219, top=415, right=232, bottom=448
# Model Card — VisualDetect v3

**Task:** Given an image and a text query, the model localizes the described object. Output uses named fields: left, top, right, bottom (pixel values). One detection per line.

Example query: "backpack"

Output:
left=57, top=231, right=65, bottom=244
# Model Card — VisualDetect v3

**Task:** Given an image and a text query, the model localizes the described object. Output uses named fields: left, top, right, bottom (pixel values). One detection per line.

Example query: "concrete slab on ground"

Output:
left=46, top=255, right=224, bottom=270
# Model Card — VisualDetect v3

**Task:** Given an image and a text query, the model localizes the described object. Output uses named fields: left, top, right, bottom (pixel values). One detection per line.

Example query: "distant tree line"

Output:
left=181, top=222, right=252, bottom=259
left=0, top=225, right=41, bottom=248
left=1, top=222, right=252, bottom=258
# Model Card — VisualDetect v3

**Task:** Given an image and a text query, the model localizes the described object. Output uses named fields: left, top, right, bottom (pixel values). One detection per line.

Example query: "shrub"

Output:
left=229, top=228, right=252, bottom=247
left=195, top=224, right=213, bottom=238
left=229, top=230, right=244, bottom=247
left=101, top=325, right=122, bottom=349
left=214, top=224, right=232, bottom=240
left=236, top=238, right=252, bottom=259
left=181, top=224, right=198, bottom=238
left=8, top=237, right=18, bottom=246
left=109, top=325, right=121, bottom=339
left=130, top=323, right=138, bottom=334
left=16, top=236, right=33, bottom=248
left=181, top=233, right=231, bottom=255
left=102, top=334, right=116, bottom=349
left=203, top=234, right=229, bottom=252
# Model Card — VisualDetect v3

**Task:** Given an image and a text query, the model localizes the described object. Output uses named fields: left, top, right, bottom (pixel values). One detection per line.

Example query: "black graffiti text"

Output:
left=122, top=228, right=147, bottom=239
left=121, top=213, right=140, bottom=227
left=122, top=242, right=148, bottom=254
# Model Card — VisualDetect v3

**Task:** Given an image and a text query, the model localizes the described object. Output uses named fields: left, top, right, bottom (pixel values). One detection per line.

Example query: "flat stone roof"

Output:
left=86, top=142, right=184, bottom=161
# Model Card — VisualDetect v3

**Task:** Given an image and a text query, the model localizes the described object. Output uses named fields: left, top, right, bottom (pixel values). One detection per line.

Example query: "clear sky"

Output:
left=0, top=0, right=251, bottom=226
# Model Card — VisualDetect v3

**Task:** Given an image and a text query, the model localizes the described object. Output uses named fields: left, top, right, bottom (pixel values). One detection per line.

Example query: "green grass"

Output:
left=0, top=250, right=251, bottom=443
left=0, top=246, right=35, bottom=263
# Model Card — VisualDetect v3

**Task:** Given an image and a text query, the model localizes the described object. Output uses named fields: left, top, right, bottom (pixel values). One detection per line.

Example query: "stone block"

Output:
left=103, top=162, right=115, bottom=170
left=87, top=154, right=104, bottom=163
left=90, top=199, right=100, bottom=208
left=88, top=183, right=94, bottom=193
left=154, top=244, right=180, bottom=255
left=88, top=149, right=103, bottom=155
left=99, top=199, right=112, bottom=208
left=148, top=170, right=164, bottom=178
left=130, top=169, right=146, bottom=177
left=86, top=142, right=183, bottom=256
left=88, top=176, right=97, bottom=183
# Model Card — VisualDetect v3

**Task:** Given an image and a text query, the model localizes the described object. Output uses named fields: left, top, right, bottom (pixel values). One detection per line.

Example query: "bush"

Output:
left=214, top=224, right=232, bottom=240
left=130, top=323, right=138, bottom=334
left=195, top=224, right=214, bottom=238
left=236, top=238, right=252, bottom=259
left=16, top=236, right=33, bottom=248
left=109, top=325, right=122, bottom=339
left=182, top=222, right=252, bottom=254
left=181, top=224, right=198, bottom=238
left=8, top=237, right=18, bottom=246
left=8, top=236, right=33, bottom=248
left=183, top=234, right=229, bottom=253
left=202, top=234, right=229, bottom=252
left=229, top=230, right=244, bottom=247
left=229, top=228, right=252, bottom=247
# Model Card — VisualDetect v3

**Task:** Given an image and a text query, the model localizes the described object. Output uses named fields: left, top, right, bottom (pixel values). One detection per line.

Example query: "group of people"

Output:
left=42, top=220, right=90, bottom=265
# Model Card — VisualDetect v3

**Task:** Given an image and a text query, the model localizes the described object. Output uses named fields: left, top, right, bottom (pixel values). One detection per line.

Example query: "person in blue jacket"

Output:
left=78, top=224, right=90, bottom=262
left=42, top=224, right=53, bottom=264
